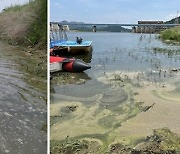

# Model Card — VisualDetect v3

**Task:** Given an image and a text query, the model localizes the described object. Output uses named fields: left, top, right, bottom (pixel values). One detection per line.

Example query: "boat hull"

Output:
left=51, top=40, right=92, bottom=54
left=50, top=56, right=91, bottom=72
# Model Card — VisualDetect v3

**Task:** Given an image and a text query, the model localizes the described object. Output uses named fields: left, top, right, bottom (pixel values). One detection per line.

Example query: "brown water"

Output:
left=0, top=41, right=46, bottom=154
left=50, top=32, right=180, bottom=153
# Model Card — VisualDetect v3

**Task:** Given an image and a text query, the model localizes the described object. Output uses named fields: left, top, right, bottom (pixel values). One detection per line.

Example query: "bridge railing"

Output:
left=55, top=23, right=180, bottom=27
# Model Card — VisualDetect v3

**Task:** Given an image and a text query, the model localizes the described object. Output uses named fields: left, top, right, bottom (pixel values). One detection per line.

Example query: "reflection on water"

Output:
left=50, top=32, right=180, bottom=153
left=0, top=42, right=46, bottom=154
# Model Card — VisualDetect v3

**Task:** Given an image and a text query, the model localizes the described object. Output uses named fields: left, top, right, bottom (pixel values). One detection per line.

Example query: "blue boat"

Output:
left=50, top=39, right=92, bottom=54
left=50, top=24, right=92, bottom=54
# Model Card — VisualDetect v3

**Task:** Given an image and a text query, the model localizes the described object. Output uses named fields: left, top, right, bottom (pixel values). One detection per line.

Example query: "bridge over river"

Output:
left=56, top=23, right=180, bottom=33
left=63, top=23, right=180, bottom=27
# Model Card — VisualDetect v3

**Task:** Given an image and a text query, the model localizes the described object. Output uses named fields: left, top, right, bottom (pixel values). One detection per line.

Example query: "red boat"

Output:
left=50, top=56, right=91, bottom=72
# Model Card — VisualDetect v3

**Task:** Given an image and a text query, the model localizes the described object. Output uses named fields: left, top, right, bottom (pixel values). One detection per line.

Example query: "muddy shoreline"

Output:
left=51, top=128, right=180, bottom=154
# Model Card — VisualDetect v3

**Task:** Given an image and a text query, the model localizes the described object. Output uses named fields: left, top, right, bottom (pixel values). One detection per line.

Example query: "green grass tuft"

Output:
left=26, top=0, right=47, bottom=46
left=160, top=26, right=180, bottom=42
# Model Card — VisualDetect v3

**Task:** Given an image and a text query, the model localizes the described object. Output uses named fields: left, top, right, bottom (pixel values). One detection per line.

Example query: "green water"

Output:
left=50, top=32, right=180, bottom=153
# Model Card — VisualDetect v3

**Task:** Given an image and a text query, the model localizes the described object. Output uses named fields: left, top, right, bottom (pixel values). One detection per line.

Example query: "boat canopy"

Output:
left=50, top=40, right=92, bottom=48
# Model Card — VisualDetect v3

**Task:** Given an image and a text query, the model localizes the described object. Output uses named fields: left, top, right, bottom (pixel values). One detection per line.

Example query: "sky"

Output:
left=50, top=0, right=180, bottom=23
left=0, top=0, right=30, bottom=12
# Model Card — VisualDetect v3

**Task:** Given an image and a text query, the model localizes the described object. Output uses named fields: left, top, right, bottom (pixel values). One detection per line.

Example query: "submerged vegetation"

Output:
left=51, top=128, right=180, bottom=154
left=0, top=0, right=47, bottom=47
left=50, top=44, right=180, bottom=153
left=50, top=69, right=180, bottom=153
left=160, top=26, right=180, bottom=42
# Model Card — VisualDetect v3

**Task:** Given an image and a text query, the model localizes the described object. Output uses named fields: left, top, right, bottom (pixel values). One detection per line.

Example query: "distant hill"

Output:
left=69, top=25, right=131, bottom=32
left=165, top=16, right=180, bottom=24
left=53, top=21, right=131, bottom=32
left=98, top=25, right=131, bottom=32
left=59, top=20, right=85, bottom=25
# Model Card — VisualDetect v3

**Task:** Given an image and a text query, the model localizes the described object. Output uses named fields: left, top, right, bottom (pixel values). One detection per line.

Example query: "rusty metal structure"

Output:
left=132, top=21, right=165, bottom=33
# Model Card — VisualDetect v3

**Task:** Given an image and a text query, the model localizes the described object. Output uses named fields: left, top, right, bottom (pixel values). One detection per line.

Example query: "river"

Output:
left=0, top=41, right=47, bottom=154
left=50, top=32, right=180, bottom=153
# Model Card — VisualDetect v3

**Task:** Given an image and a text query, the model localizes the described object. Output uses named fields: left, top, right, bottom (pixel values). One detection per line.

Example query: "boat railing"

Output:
left=50, top=23, right=68, bottom=42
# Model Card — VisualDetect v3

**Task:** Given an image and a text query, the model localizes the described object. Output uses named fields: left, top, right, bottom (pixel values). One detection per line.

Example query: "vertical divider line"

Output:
left=47, top=0, right=50, bottom=153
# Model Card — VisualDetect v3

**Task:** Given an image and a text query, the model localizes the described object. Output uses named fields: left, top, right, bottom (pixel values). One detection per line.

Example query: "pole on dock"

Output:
left=58, top=24, right=68, bottom=41
left=92, top=25, right=97, bottom=32
left=50, top=23, right=55, bottom=41
left=53, top=24, right=59, bottom=41
left=58, top=24, right=63, bottom=40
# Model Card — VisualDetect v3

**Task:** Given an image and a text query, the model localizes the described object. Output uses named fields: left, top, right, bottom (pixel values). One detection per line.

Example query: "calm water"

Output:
left=51, top=32, right=180, bottom=101
left=51, top=32, right=180, bottom=153
left=0, top=42, right=46, bottom=154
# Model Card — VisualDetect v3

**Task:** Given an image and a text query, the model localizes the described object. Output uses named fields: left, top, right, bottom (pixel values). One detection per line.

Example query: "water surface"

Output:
left=51, top=32, right=180, bottom=100
left=50, top=32, right=180, bottom=153
left=0, top=41, right=46, bottom=154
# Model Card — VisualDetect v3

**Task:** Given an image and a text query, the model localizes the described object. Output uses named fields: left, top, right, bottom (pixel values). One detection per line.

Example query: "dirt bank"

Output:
left=0, top=0, right=47, bottom=47
left=0, top=0, right=47, bottom=77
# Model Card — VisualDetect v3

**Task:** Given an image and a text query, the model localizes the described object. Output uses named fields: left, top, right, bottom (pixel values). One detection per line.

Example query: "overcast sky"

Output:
left=0, top=0, right=29, bottom=12
left=50, top=0, right=180, bottom=23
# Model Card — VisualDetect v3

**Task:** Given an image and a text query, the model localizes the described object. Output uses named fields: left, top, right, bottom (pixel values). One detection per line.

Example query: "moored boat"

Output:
left=50, top=40, right=92, bottom=54
left=50, top=56, right=91, bottom=73
left=50, top=23, right=92, bottom=54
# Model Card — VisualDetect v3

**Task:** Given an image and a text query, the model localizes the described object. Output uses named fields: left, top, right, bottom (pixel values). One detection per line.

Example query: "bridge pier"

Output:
left=132, top=25, right=165, bottom=33
left=132, top=21, right=167, bottom=33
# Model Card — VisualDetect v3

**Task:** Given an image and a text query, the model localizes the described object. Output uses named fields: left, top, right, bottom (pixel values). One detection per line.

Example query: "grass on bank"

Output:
left=0, top=0, right=47, bottom=48
left=160, top=26, right=180, bottom=42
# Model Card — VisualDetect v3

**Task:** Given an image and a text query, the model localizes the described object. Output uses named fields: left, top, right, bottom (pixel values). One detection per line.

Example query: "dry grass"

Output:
left=0, top=0, right=47, bottom=47
left=0, top=4, right=36, bottom=45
